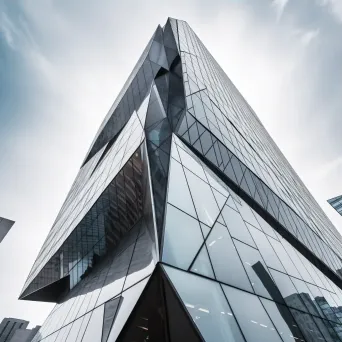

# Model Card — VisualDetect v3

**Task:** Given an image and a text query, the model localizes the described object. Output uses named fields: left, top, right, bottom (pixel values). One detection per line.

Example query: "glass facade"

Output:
left=21, top=18, right=342, bottom=342
left=328, top=196, right=342, bottom=216
left=0, top=216, right=14, bottom=243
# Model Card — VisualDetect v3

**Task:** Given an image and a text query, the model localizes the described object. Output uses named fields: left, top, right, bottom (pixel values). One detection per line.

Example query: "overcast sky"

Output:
left=0, top=0, right=341, bottom=327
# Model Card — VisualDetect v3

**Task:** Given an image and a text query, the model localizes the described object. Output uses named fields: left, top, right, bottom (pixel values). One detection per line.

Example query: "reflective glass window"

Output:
left=177, top=145, right=207, bottom=181
left=270, top=269, right=308, bottom=312
left=82, top=305, right=104, bottom=342
left=234, top=239, right=273, bottom=299
left=65, top=318, right=83, bottom=342
left=260, top=298, right=306, bottom=342
left=162, top=204, right=204, bottom=270
left=206, top=222, right=252, bottom=292
left=268, top=239, right=301, bottom=278
left=290, top=308, right=326, bottom=342
left=167, top=158, right=197, bottom=218
left=237, top=199, right=260, bottom=229
left=164, top=266, right=245, bottom=342
left=221, top=205, right=255, bottom=247
left=107, top=278, right=149, bottom=342
left=191, top=244, right=215, bottom=279
left=248, top=225, right=285, bottom=272
left=184, top=169, right=220, bottom=226
left=222, top=285, right=283, bottom=342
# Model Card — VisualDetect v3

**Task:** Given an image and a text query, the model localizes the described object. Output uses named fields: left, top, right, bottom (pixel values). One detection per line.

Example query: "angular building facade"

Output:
left=0, top=217, right=14, bottom=243
left=21, top=18, right=342, bottom=342
left=328, top=195, right=342, bottom=216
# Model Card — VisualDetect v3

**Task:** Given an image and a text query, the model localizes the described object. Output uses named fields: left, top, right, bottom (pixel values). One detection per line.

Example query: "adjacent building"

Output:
left=328, top=195, right=342, bottom=216
left=0, top=217, right=14, bottom=243
left=8, top=325, right=40, bottom=342
left=0, top=318, right=28, bottom=342
left=20, top=18, right=342, bottom=342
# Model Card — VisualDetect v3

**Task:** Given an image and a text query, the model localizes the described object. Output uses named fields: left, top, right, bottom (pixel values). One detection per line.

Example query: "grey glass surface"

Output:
left=221, top=205, right=255, bottom=247
left=65, top=318, right=83, bottom=342
left=107, top=277, right=149, bottom=342
left=177, top=144, right=207, bottom=181
left=163, top=204, right=204, bottom=269
left=222, top=284, right=283, bottom=342
left=190, top=245, right=215, bottom=278
left=82, top=305, right=104, bottom=342
left=75, top=312, right=92, bottom=342
left=206, top=222, right=253, bottom=291
left=268, top=239, right=301, bottom=279
left=254, top=212, right=278, bottom=240
left=248, top=225, right=285, bottom=272
left=184, top=168, right=220, bottom=226
left=260, top=298, right=305, bottom=342
left=164, top=265, right=245, bottom=342
left=234, top=239, right=273, bottom=298
left=290, top=308, right=326, bottom=342
left=237, top=199, right=260, bottom=229
left=167, top=158, right=197, bottom=218
left=123, top=225, right=155, bottom=290
left=269, top=269, right=308, bottom=313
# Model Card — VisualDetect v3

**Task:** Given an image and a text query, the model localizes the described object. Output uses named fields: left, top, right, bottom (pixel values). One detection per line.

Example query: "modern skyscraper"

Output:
left=328, top=195, right=342, bottom=216
left=0, top=318, right=29, bottom=342
left=21, top=18, right=342, bottom=342
left=0, top=217, right=14, bottom=243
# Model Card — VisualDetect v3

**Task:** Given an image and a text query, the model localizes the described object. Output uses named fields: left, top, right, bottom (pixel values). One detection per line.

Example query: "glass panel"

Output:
left=65, top=317, right=83, bottom=342
left=280, top=239, right=315, bottom=284
left=237, top=200, right=260, bottom=229
left=222, top=285, right=283, bottom=342
left=290, top=308, right=326, bottom=342
left=254, top=212, right=278, bottom=240
left=102, top=297, right=121, bottom=342
left=269, top=269, right=308, bottom=312
left=82, top=305, right=104, bottom=342
left=221, top=205, right=255, bottom=247
left=96, top=234, right=137, bottom=306
left=164, top=266, right=245, bottom=342
left=163, top=204, right=204, bottom=270
left=260, top=298, right=306, bottom=342
left=184, top=169, right=220, bottom=226
left=123, top=224, right=156, bottom=290
left=234, top=239, right=273, bottom=299
left=75, top=312, right=92, bottom=342
left=206, top=222, right=253, bottom=292
left=290, top=277, right=322, bottom=316
left=248, top=225, right=285, bottom=272
left=167, top=158, right=197, bottom=218
left=177, top=145, right=207, bottom=181
left=268, top=239, right=301, bottom=279
left=107, top=278, right=149, bottom=342
left=212, top=188, right=228, bottom=211
left=312, top=316, right=341, bottom=342
left=191, top=245, right=215, bottom=279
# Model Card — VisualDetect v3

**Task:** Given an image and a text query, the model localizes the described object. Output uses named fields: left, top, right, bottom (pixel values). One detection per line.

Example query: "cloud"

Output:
left=1, top=12, right=17, bottom=49
left=300, top=28, right=320, bottom=45
left=319, top=0, right=342, bottom=23
left=271, top=0, right=289, bottom=21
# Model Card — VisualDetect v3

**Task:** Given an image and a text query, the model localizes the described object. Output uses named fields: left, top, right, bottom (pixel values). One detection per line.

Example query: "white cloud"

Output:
left=319, top=0, right=342, bottom=23
left=271, top=0, right=289, bottom=21
left=1, top=12, right=17, bottom=49
left=300, top=28, right=320, bottom=45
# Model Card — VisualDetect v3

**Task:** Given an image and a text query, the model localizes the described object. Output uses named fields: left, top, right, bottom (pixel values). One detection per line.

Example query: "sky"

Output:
left=0, top=0, right=342, bottom=327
